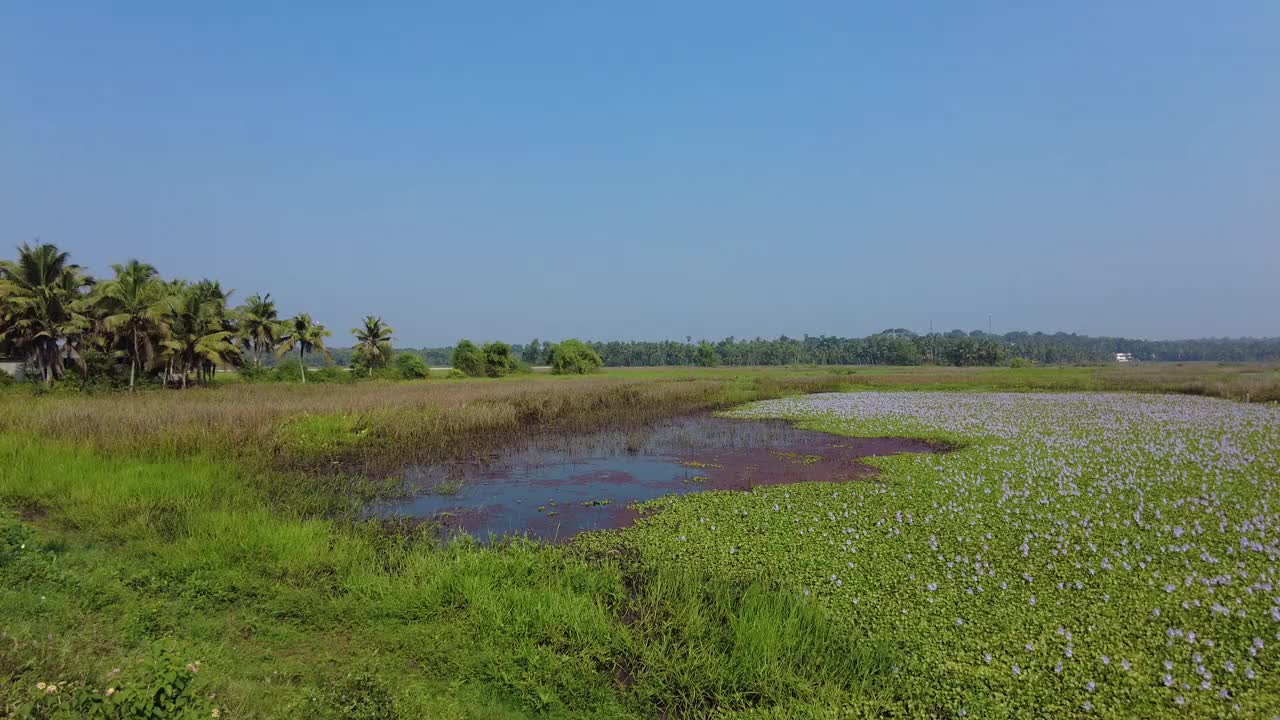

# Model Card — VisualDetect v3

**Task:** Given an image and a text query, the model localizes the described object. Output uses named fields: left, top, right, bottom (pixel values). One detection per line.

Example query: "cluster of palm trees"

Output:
left=0, top=242, right=395, bottom=388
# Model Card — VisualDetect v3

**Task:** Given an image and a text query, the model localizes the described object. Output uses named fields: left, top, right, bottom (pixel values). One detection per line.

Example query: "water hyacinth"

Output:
left=601, top=392, right=1280, bottom=716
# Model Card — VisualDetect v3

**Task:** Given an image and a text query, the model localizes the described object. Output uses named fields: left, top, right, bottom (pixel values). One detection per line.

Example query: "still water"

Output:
left=371, top=415, right=944, bottom=541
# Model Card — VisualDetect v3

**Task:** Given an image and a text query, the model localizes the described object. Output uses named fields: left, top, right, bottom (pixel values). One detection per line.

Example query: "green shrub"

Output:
left=63, top=348, right=131, bottom=390
left=1008, top=357, right=1034, bottom=368
left=270, top=359, right=303, bottom=382
left=393, top=352, right=429, bottom=380
left=14, top=644, right=213, bottom=720
left=236, top=365, right=270, bottom=382
left=548, top=339, right=603, bottom=375
left=0, top=368, right=14, bottom=387
left=445, top=368, right=467, bottom=379
left=451, top=340, right=485, bottom=377
left=307, top=366, right=353, bottom=384
left=481, top=341, right=518, bottom=378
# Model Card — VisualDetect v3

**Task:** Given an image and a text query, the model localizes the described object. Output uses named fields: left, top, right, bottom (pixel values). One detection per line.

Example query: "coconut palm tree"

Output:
left=276, top=313, right=332, bottom=383
left=351, top=315, right=394, bottom=370
left=96, top=259, right=169, bottom=390
left=187, top=279, right=236, bottom=383
left=158, top=282, right=239, bottom=388
left=235, top=293, right=279, bottom=368
left=0, top=242, right=95, bottom=384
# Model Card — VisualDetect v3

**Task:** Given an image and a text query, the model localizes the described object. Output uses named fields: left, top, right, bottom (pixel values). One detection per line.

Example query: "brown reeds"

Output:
left=0, top=372, right=849, bottom=473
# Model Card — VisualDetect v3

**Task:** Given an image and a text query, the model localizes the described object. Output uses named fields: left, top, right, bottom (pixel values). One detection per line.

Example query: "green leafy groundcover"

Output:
left=583, top=392, right=1280, bottom=718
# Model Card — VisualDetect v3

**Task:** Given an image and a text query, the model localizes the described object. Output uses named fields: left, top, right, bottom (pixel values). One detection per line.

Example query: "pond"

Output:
left=370, top=415, right=945, bottom=541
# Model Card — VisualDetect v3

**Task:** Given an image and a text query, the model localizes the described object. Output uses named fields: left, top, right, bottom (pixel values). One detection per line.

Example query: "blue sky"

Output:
left=3, top=2, right=1278, bottom=345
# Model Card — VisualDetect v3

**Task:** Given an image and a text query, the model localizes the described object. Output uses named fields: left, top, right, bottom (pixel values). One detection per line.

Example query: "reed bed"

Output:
left=0, top=373, right=849, bottom=473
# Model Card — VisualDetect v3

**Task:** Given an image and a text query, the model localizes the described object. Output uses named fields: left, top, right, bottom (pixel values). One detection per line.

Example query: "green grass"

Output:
left=0, top=433, right=893, bottom=719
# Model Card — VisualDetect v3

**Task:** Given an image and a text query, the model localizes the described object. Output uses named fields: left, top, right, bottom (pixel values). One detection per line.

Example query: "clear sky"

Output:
left=3, top=2, right=1277, bottom=346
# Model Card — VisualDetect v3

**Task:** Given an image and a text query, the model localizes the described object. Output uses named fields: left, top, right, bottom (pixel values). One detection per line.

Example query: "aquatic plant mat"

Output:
left=581, top=392, right=1280, bottom=716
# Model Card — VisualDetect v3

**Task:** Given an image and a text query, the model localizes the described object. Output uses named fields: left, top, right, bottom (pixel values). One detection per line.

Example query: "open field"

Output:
left=1, top=364, right=1278, bottom=718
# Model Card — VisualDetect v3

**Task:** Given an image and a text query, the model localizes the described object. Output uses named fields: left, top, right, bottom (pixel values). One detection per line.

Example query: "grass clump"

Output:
left=617, top=568, right=893, bottom=715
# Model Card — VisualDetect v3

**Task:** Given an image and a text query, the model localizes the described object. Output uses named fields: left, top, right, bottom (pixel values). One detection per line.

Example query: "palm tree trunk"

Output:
left=130, top=331, right=139, bottom=392
left=41, top=340, right=56, bottom=386
left=299, top=347, right=306, bottom=384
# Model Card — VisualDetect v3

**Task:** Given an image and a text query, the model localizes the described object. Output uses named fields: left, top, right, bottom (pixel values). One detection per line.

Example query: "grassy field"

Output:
left=1, top=364, right=1277, bottom=718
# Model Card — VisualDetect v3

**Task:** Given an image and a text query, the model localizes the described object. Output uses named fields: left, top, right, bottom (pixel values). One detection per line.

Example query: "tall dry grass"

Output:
left=0, top=373, right=848, bottom=472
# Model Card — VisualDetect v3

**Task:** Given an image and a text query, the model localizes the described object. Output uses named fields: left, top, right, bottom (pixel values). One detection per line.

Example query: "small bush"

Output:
left=271, top=359, right=304, bottom=382
left=1008, top=357, right=1034, bottom=368
left=308, top=366, right=354, bottom=384
left=481, top=341, right=518, bottom=378
left=445, top=368, right=467, bottom=379
left=236, top=365, right=271, bottom=382
left=393, top=353, right=430, bottom=380
left=14, top=644, right=213, bottom=720
left=451, top=340, right=485, bottom=377
left=548, top=339, right=603, bottom=375
left=0, top=368, right=14, bottom=387
left=63, top=348, right=131, bottom=390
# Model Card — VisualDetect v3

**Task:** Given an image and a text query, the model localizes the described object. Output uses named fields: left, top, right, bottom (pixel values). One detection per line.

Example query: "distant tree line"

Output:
left=358, top=330, right=1280, bottom=371
left=563, top=330, right=1280, bottom=367
left=5, top=243, right=1275, bottom=390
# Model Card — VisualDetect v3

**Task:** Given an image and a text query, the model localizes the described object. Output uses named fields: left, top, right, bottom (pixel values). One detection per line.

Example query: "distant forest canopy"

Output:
left=332, top=331, right=1280, bottom=369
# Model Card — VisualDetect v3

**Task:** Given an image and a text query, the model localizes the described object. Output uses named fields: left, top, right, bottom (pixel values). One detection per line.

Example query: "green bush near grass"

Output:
left=482, top=342, right=519, bottom=378
left=548, top=339, right=603, bottom=375
left=451, top=340, right=485, bottom=377
left=393, top=353, right=430, bottom=380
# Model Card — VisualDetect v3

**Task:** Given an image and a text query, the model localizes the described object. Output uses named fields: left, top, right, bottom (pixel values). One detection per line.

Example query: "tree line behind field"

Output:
left=0, top=242, right=602, bottom=388
left=579, top=331, right=1280, bottom=367
left=3, top=242, right=1276, bottom=390
left=373, top=331, right=1280, bottom=371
